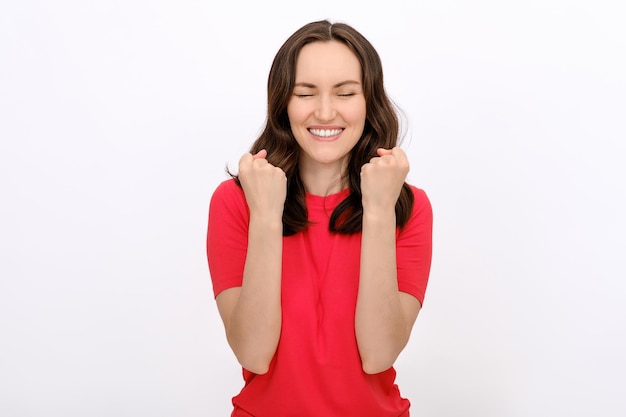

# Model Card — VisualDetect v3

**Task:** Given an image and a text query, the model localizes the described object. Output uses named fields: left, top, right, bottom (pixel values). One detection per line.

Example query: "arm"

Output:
left=356, top=147, right=422, bottom=374
left=215, top=150, right=286, bottom=374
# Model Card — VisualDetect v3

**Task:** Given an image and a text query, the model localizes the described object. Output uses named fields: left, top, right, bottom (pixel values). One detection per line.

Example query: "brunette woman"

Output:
left=207, top=20, right=433, bottom=417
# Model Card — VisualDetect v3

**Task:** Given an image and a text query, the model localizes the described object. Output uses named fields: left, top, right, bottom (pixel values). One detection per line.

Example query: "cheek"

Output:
left=286, top=105, right=306, bottom=141
left=286, top=103, right=295, bottom=125
left=352, top=106, right=367, bottom=138
left=286, top=100, right=297, bottom=123
left=287, top=101, right=307, bottom=126
left=345, top=101, right=366, bottom=125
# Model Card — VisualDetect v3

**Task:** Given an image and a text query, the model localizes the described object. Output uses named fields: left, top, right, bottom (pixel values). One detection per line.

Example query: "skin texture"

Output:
left=357, top=147, right=421, bottom=373
left=216, top=149, right=285, bottom=374
left=216, top=40, right=420, bottom=375
left=287, top=41, right=366, bottom=196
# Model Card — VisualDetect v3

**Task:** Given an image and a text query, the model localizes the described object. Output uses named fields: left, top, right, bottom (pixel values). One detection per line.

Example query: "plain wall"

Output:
left=1, top=1, right=625, bottom=416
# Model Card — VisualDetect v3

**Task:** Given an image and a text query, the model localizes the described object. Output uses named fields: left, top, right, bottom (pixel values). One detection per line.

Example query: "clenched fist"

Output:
left=360, top=147, right=409, bottom=215
left=238, top=149, right=287, bottom=218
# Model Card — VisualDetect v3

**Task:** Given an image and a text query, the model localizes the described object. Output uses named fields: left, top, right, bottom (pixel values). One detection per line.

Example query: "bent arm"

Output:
left=213, top=151, right=286, bottom=375
left=216, top=214, right=283, bottom=375
left=355, top=209, right=421, bottom=374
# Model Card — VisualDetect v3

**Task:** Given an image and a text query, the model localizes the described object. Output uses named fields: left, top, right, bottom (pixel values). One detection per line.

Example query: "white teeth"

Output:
left=309, top=128, right=343, bottom=137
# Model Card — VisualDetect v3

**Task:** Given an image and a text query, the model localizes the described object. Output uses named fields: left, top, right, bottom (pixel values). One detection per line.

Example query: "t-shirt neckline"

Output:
left=305, top=188, right=350, bottom=209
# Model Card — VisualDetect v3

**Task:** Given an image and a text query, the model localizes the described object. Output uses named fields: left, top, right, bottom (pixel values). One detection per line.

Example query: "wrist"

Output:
left=362, top=206, right=396, bottom=225
left=249, top=212, right=283, bottom=231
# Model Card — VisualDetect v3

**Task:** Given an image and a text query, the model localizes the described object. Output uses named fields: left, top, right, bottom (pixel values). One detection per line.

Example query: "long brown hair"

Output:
left=235, top=20, right=414, bottom=236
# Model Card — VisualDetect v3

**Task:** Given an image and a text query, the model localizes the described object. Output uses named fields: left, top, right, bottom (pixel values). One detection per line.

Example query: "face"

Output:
left=287, top=40, right=366, bottom=175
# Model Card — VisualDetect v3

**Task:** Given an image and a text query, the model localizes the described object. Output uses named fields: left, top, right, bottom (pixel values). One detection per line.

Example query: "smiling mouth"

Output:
left=308, top=128, right=343, bottom=137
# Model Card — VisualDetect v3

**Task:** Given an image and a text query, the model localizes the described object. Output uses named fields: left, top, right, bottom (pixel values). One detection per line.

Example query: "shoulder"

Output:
left=211, top=179, right=246, bottom=205
left=209, top=179, right=249, bottom=219
left=407, top=184, right=432, bottom=216
left=399, top=183, right=433, bottom=235
left=212, top=178, right=243, bottom=197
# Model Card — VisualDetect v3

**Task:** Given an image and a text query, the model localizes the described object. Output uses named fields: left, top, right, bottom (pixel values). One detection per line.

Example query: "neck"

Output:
left=299, top=161, right=347, bottom=196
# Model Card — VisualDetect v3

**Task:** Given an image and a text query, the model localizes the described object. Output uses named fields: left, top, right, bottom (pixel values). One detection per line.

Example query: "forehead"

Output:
left=294, top=40, right=362, bottom=82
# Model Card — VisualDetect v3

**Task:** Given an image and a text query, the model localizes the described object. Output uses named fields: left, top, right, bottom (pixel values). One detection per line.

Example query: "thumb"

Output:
left=391, top=146, right=407, bottom=159
left=253, top=149, right=268, bottom=160
left=377, top=148, right=393, bottom=156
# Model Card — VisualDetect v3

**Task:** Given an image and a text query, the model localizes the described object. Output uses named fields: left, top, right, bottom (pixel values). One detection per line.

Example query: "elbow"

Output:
left=227, top=331, right=280, bottom=375
left=235, top=351, right=275, bottom=375
left=358, top=339, right=405, bottom=374
left=361, top=355, right=395, bottom=375
left=241, top=360, right=271, bottom=375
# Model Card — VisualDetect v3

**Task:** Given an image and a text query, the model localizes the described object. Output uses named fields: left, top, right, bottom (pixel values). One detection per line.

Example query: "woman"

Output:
left=207, top=20, right=433, bottom=417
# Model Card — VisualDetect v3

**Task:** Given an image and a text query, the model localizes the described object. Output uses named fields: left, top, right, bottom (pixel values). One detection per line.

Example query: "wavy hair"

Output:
left=235, top=20, right=414, bottom=236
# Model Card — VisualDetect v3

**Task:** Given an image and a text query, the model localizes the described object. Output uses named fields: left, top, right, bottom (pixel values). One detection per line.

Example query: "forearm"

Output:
left=227, top=215, right=283, bottom=374
left=355, top=209, right=409, bottom=374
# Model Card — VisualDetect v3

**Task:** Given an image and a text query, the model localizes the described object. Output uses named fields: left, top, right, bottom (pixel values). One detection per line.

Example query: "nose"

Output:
left=314, top=95, right=336, bottom=122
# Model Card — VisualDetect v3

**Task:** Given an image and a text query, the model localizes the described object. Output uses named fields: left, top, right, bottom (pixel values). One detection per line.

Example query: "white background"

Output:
left=1, top=1, right=625, bottom=416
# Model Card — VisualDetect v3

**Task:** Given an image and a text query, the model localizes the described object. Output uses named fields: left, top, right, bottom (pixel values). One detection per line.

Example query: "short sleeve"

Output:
left=396, top=186, right=433, bottom=305
left=206, top=179, right=250, bottom=298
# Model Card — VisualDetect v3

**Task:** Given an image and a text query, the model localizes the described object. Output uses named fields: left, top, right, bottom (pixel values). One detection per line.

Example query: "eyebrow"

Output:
left=294, top=80, right=361, bottom=88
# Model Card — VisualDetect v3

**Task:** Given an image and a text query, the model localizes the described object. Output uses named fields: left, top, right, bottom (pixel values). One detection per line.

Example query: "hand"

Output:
left=238, top=149, right=287, bottom=218
left=360, top=147, right=409, bottom=214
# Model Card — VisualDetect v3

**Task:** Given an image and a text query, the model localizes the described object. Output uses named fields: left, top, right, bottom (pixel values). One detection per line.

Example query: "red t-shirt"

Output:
left=207, top=179, right=433, bottom=417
